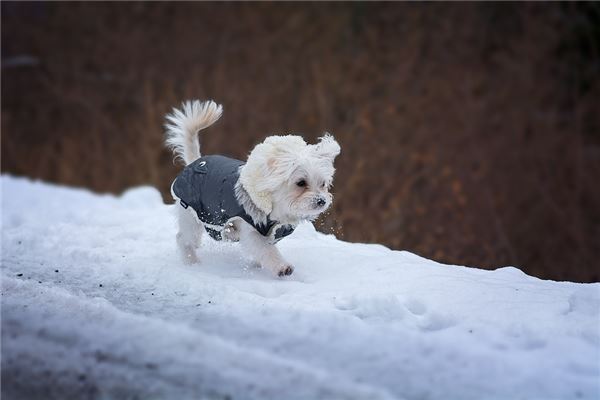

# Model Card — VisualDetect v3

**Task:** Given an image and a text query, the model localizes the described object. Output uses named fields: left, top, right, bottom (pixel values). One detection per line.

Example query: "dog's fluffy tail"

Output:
left=165, top=100, right=223, bottom=165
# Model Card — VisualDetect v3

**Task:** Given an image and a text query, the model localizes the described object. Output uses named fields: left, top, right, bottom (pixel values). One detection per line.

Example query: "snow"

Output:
left=1, top=175, right=599, bottom=400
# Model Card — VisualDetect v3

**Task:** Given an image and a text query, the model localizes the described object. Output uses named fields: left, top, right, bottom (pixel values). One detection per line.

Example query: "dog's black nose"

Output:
left=315, top=197, right=326, bottom=207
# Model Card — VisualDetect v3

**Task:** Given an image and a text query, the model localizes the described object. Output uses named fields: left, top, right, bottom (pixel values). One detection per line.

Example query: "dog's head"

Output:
left=239, top=134, right=341, bottom=223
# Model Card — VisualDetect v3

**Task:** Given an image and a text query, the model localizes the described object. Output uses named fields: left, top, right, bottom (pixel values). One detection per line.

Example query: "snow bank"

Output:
left=1, top=175, right=599, bottom=400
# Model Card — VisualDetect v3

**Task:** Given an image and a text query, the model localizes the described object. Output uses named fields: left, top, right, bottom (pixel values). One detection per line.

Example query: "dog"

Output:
left=165, top=100, right=340, bottom=277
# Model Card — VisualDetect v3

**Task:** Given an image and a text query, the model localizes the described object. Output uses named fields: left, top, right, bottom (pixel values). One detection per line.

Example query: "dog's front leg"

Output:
left=238, top=223, right=293, bottom=277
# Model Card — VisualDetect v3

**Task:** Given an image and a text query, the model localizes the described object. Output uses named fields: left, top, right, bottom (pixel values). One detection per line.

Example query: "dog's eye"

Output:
left=296, top=180, right=307, bottom=188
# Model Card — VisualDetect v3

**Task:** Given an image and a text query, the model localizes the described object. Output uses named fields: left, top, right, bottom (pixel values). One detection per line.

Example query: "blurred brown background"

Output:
left=2, top=3, right=599, bottom=282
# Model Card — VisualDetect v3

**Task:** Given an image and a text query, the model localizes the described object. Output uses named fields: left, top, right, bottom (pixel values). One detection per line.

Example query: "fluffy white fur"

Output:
left=165, top=100, right=223, bottom=165
left=165, top=100, right=340, bottom=277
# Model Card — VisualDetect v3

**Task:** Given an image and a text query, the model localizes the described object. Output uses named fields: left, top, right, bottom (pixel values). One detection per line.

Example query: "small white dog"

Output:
left=165, top=100, right=340, bottom=277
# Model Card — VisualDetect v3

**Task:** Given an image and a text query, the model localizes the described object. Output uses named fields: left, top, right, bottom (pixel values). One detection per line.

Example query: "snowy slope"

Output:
left=1, top=175, right=599, bottom=400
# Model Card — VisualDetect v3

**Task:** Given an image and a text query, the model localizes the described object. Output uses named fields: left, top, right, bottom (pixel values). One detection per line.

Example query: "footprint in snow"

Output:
left=416, top=311, right=457, bottom=332
left=333, top=294, right=406, bottom=321
left=334, top=295, right=457, bottom=331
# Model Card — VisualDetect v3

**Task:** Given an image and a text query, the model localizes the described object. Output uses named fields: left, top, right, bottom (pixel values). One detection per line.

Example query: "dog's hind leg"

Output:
left=176, top=205, right=203, bottom=264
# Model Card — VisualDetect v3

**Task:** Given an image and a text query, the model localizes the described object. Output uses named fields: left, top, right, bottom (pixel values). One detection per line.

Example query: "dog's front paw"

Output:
left=277, top=265, right=294, bottom=277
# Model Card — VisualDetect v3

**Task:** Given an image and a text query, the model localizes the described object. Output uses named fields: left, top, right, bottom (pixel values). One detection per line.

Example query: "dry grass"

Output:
left=2, top=3, right=599, bottom=282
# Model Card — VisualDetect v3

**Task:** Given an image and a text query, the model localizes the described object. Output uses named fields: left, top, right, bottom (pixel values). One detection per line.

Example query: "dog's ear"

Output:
left=262, top=135, right=307, bottom=174
left=239, top=135, right=307, bottom=216
left=313, top=133, right=341, bottom=162
left=239, top=151, right=274, bottom=215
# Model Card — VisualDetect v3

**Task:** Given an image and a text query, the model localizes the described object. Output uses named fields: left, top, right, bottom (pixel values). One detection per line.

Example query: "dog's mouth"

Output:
left=299, top=213, right=320, bottom=222
left=301, top=205, right=330, bottom=219
left=287, top=197, right=330, bottom=221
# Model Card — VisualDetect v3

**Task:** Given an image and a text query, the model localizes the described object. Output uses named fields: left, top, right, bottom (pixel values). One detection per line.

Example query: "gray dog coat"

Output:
left=172, top=155, right=295, bottom=243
